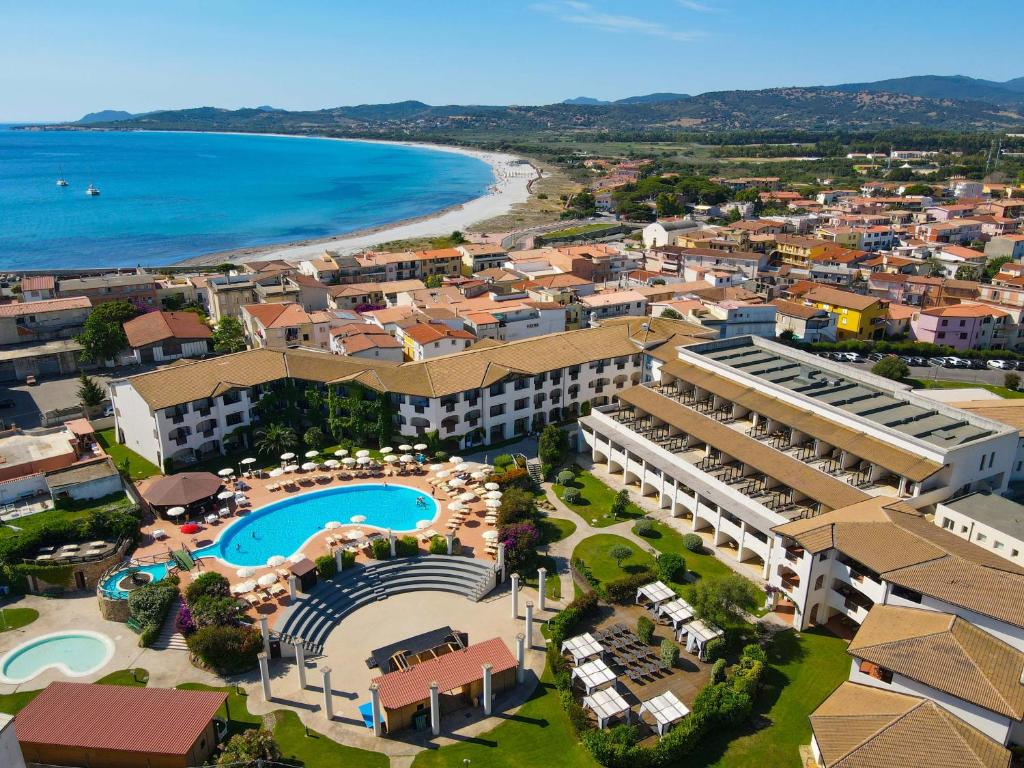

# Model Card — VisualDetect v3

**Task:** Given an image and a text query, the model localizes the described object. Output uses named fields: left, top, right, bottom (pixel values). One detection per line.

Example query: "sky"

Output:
left=2, top=0, right=1021, bottom=122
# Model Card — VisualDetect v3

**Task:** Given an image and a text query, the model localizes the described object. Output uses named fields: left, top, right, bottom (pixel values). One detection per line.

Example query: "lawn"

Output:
left=694, top=628, right=851, bottom=768
left=539, top=516, right=576, bottom=544
left=541, top=222, right=617, bottom=239
left=96, top=428, right=160, bottom=479
left=0, top=667, right=149, bottom=715
left=0, top=607, right=39, bottom=632
left=412, top=666, right=598, bottom=768
left=572, top=533, right=655, bottom=584
left=553, top=470, right=643, bottom=528
left=178, top=683, right=387, bottom=768
left=523, top=555, right=562, bottom=600
left=0, top=493, right=134, bottom=541
left=907, top=378, right=1024, bottom=399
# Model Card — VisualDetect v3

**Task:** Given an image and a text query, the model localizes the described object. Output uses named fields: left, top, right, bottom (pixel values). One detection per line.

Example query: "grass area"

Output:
left=906, top=378, right=1024, bottom=399
left=0, top=607, right=39, bottom=632
left=697, top=629, right=851, bottom=768
left=0, top=667, right=150, bottom=715
left=0, top=493, right=134, bottom=541
left=523, top=555, right=562, bottom=600
left=539, top=516, right=576, bottom=544
left=412, top=665, right=598, bottom=768
left=0, top=689, right=40, bottom=715
left=553, top=470, right=643, bottom=528
left=541, top=222, right=617, bottom=239
left=178, top=683, right=387, bottom=767
left=572, top=533, right=655, bottom=584
left=96, top=428, right=160, bottom=479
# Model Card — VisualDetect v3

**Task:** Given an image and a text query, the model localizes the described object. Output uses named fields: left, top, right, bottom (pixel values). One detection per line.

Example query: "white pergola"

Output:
left=678, top=619, right=724, bottom=658
left=561, top=632, right=604, bottom=665
left=571, top=658, right=616, bottom=694
left=583, top=686, right=631, bottom=729
left=638, top=690, right=689, bottom=735
left=658, top=598, right=695, bottom=629
left=636, top=580, right=675, bottom=607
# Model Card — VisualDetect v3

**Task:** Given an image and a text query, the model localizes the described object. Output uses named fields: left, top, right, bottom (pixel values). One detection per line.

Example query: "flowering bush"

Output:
left=500, top=521, right=540, bottom=574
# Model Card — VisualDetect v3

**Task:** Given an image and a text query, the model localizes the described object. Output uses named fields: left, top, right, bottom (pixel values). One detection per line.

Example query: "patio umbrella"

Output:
left=429, top=464, right=445, bottom=472
left=400, top=454, right=415, bottom=463
left=449, top=456, right=464, bottom=465
left=484, top=482, right=500, bottom=491
left=266, top=555, right=286, bottom=567
left=486, top=498, right=502, bottom=509
left=459, top=491, right=476, bottom=502
left=269, top=468, right=285, bottom=478
left=235, top=579, right=257, bottom=594
left=416, top=520, right=432, bottom=529
left=325, top=521, right=342, bottom=529
left=448, top=501, right=467, bottom=511
left=281, top=452, right=296, bottom=461
left=357, top=456, right=371, bottom=465
left=288, top=552, right=305, bottom=563
left=346, top=529, right=365, bottom=540
left=455, top=463, right=470, bottom=472
left=236, top=567, right=256, bottom=578
left=217, top=490, right=235, bottom=501
left=379, top=447, right=393, bottom=455
left=324, top=459, right=340, bottom=468
left=383, top=454, right=398, bottom=463
left=449, top=477, right=466, bottom=487
left=486, top=490, right=503, bottom=500
left=301, top=462, right=317, bottom=471
left=305, top=450, right=319, bottom=459
left=482, top=530, right=499, bottom=541
left=241, top=457, right=256, bottom=466
left=342, top=457, right=356, bottom=465
left=413, top=443, right=427, bottom=451
left=470, top=471, right=487, bottom=480
left=285, top=464, right=299, bottom=472
left=435, top=470, right=451, bottom=479
left=398, top=444, right=412, bottom=452
left=356, top=449, right=370, bottom=458
left=257, top=573, right=278, bottom=588
left=334, top=449, right=349, bottom=457
left=218, top=468, right=235, bottom=478
left=166, top=506, right=186, bottom=518
left=350, top=514, right=367, bottom=523
left=180, top=523, right=201, bottom=534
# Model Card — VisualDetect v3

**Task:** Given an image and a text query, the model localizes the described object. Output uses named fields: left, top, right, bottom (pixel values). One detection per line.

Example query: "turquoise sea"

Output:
left=0, top=127, right=493, bottom=269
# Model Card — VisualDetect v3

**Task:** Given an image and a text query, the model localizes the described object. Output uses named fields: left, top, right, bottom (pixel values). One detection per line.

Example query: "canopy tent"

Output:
left=636, top=580, right=675, bottom=607
left=571, top=658, right=616, bottom=695
left=638, top=691, right=689, bottom=735
left=657, top=598, right=695, bottom=629
left=678, top=619, right=724, bottom=659
left=561, top=633, right=604, bottom=665
left=582, top=687, right=631, bottom=729
left=141, top=472, right=222, bottom=509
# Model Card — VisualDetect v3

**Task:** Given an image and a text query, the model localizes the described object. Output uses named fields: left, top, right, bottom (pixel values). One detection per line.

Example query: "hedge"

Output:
left=395, top=536, right=419, bottom=558
left=128, top=578, right=180, bottom=647
left=428, top=535, right=449, bottom=554
left=602, top=570, right=655, bottom=604
left=184, top=572, right=229, bottom=603
left=186, top=624, right=262, bottom=675
left=371, top=537, right=391, bottom=560
left=315, top=554, right=337, bottom=580
left=548, top=590, right=600, bottom=646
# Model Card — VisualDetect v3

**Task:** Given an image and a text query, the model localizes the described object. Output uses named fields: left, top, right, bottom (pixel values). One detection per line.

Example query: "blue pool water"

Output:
left=193, top=484, right=437, bottom=567
left=99, top=561, right=170, bottom=600
left=0, top=127, right=493, bottom=268
left=0, top=631, right=114, bottom=683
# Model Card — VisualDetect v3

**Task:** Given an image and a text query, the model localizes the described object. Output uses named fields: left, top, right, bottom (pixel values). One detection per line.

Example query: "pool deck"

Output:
left=133, top=466, right=499, bottom=623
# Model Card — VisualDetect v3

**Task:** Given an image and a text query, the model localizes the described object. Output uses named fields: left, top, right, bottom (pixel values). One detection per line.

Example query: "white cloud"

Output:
left=676, top=0, right=717, bottom=12
left=532, top=1, right=705, bottom=43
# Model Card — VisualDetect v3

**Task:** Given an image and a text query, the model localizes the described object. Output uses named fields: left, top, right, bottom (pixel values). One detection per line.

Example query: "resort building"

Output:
left=109, top=317, right=707, bottom=467
left=577, top=336, right=1018, bottom=582
left=120, top=310, right=213, bottom=365
left=935, top=492, right=1024, bottom=567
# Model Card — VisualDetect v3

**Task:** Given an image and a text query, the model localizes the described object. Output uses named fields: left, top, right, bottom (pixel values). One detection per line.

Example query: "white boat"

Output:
left=56, top=178, right=68, bottom=187
left=85, top=184, right=100, bottom=196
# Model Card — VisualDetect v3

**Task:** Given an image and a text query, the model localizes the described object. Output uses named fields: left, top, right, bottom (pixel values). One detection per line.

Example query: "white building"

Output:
left=580, top=291, right=648, bottom=325
left=642, top=219, right=698, bottom=249
left=935, top=492, right=1024, bottom=567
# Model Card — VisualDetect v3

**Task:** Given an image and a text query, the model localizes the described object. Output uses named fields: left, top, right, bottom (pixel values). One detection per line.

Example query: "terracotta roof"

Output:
left=886, top=303, right=916, bottom=321
left=849, top=605, right=1024, bottom=719
left=921, top=304, right=1009, bottom=319
left=0, top=296, right=91, bottom=317
left=402, top=323, right=475, bottom=345
left=617, top=385, right=868, bottom=510
left=770, top=299, right=829, bottom=320
left=804, top=286, right=883, bottom=311
left=342, top=334, right=401, bottom=353
left=124, top=311, right=212, bottom=348
left=810, top=682, right=1010, bottom=768
left=242, top=303, right=315, bottom=329
left=15, top=682, right=226, bottom=756
left=20, top=276, right=55, bottom=291
left=373, top=637, right=517, bottom=710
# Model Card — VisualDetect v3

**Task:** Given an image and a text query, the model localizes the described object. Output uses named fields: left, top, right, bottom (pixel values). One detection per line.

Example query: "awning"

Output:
left=560, top=633, right=604, bottom=665
left=582, top=687, right=631, bottom=729
left=636, top=580, right=675, bottom=606
left=571, top=658, right=616, bottom=694
left=639, top=690, right=689, bottom=735
left=658, top=598, right=694, bottom=628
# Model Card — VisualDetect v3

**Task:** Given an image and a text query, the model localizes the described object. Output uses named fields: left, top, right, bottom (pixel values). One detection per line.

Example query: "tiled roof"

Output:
left=124, top=311, right=212, bottom=348
left=804, top=286, right=883, bottom=311
left=770, top=299, right=829, bottom=320
left=15, top=682, right=226, bottom=755
left=810, top=682, right=1010, bottom=768
left=849, top=605, right=1024, bottom=719
left=0, top=296, right=91, bottom=317
left=20, top=276, right=55, bottom=291
left=921, top=304, right=1008, bottom=318
left=372, top=637, right=517, bottom=710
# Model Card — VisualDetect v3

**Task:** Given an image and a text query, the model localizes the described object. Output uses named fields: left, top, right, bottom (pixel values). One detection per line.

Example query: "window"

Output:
left=489, top=404, right=505, bottom=417
left=514, top=398, right=528, bottom=411
left=225, top=412, right=243, bottom=427
left=994, top=541, right=1005, bottom=550
left=814, top=575, right=824, bottom=590
left=976, top=532, right=987, bottom=542
left=942, top=518, right=954, bottom=530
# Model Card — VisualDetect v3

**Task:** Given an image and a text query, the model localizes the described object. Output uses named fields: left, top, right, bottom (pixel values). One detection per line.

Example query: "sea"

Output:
left=0, top=127, right=493, bottom=270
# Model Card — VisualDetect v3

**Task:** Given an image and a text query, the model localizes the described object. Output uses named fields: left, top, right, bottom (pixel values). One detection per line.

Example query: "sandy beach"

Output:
left=177, top=136, right=538, bottom=266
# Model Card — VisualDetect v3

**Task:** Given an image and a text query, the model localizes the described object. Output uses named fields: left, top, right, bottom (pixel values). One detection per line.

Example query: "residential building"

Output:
left=642, top=218, right=698, bottom=248
left=771, top=300, right=837, bottom=342
left=329, top=323, right=404, bottom=361
left=916, top=219, right=984, bottom=245
left=579, top=290, right=648, bottom=324
left=911, top=303, right=1012, bottom=350
left=298, top=254, right=341, bottom=283
left=650, top=246, right=766, bottom=279
left=204, top=274, right=258, bottom=322
left=396, top=322, right=475, bottom=361
left=56, top=272, right=158, bottom=308
left=802, top=286, right=889, bottom=339
left=935, top=492, right=1024, bottom=567
left=121, top=311, right=212, bottom=365
left=457, top=243, right=508, bottom=272
left=0, top=423, right=93, bottom=483
left=328, top=280, right=426, bottom=311
left=460, top=303, right=566, bottom=342
left=663, top=301, right=777, bottom=340
left=240, top=303, right=330, bottom=351
left=18, top=276, right=55, bottom=302
left=986, top=235, right=1024, bottom=262
left=0, top=297, right=91, bottom=347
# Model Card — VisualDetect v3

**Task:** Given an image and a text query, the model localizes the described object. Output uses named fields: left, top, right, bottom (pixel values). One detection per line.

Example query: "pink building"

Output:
left=911, top=303, right=1011, bottom=350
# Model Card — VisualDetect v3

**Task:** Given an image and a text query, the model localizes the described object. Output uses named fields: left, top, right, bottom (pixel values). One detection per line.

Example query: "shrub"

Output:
left=428, top=535, right=449, bottom=554
left=741, top=643, right=768, bottom=665
left=632, top=519, right=654, bottom=537
left=548, top=590, right=599, bottom=646
left=563, top=488, right=581, bottom=504
left=556, top=469, right=575, bottom=486
left=490, top=466, right=534, bottom=490
left=657, top=552, right=686, bottom=583
left=610, top=490, right=631, bottom=519
left=538, top=424, right=569, bottom=467
left=499, top=521, right=540, bottom=574
left=185, top=572, right=230, bottom=604
left=190, top=595, right=242, bottom=629
left=683, top=533, right=704, bottom=553
left=563, top=693, right=590, bottom=736
left=497, top=488, right=539, bottom=526
left=128, top=580, right=178, bottom=627
left=730, top=660, right=764, bottom=699
left=340, top=549, right=357, bottom=569
left=186, top=624, right=262, bottom=675
left=218, top=728, right=280, bottom=765
left=1006, top=372, right=1021, bottom=390
left=395, top=535, right=419, bottom=558
left=637, top=615, right=655, bottom=644
left=370, top=537, right=391, bottom=560
left=660, top=637, right=679, bottom=667
left=315, top=554, right=337, bottom=580
left=493, top=453, right=515, bottom=471
left=602, top=570, right=655, bottom=604
left=703, top=636, right=726, bottom=662
left=871, top=355, right=909, bottom=381
left=710, top=657, right=727, bottom=683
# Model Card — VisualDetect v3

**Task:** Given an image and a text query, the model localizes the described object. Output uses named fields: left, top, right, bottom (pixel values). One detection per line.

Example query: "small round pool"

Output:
left=99, top=561, right=171, bottom=600
left=193, top=483, right=437, bottom=567
left=0, top=630, right=115, bottom=684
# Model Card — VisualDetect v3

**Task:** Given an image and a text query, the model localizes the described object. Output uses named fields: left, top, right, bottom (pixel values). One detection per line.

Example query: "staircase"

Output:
left=519, top=454, right=543, bottom=484
left=150, top=597, right=188, bottom=651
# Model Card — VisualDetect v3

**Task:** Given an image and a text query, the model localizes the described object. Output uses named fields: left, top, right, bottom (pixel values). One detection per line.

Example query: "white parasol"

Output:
left=236, top=567, right=255, bottom=578
left=416, top=520, right=432, bottom=529
left=285, top=464, right=299, bottom=472
left=448, top=477, right=466, bottom=487
left=400, top=454, right=415, bottom=464
left=449, top=456, right=464, bottom=465
left=266, top=555, right=286, bottom=567
left=482, top=530, right=499, bottom=541
left=435, top=469, right=451, bottom=479
left=413, top=443, right=427, bottom=451
left=429, top=464, right=445, bottom=472
left=346, top=529, right=365, bottom=540
left=305, top=450, right=319, bottom=458
left=486, top=490, right=503, bottom=500
left=398, top=444, right=412, bottom=451
left=383, top=454, right=398, bottom=463
left=334, top=449, right=349, bottom=457
left=459, top=491, right=476, bottom=502
left=485, top=498, right=502, bottom=509
left=484, top=482, right=500, bottom=491
left=166, top=506, right=186, bottom=518
left=448, top=501, right=467, bottom=511
left=269, top=468, right=285, bottom=477
left=325, top=521, right=342, bottom=529
left=470, top=471, right=487, bottom=480
left=324, top=459, right=340, bottom=468
left=357, top=455, right=371, bottom=465
left=241, top=457, right=256, bottom=466
left=218, top=468, right=235, bottom=478
left=455, top=463, right=471, bottom=472
left=350, top=514, right=367, bottom=523
left=235, top=579, right=257, bottom=593
left=288, top=552, right=305, bottom=563
left=379, top=447, right=393, bottom=455
left=281, top=452, right=296, bottom=461
left=342, top=457, right=356, bottom=465
left=257, top=573, right=278, bottom=588
left=355, top=449, right=370, bottom=458
left=217, top=490, right=235, bottom=500
left=301, top=462, right=317, bottom=471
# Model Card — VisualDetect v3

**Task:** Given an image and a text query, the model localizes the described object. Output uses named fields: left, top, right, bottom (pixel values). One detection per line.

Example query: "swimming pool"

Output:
left=99, top=561, right=170, bottom=600
left=193, top=484, right=437, bottom=567
left=0, top=630, right=115, bottom=684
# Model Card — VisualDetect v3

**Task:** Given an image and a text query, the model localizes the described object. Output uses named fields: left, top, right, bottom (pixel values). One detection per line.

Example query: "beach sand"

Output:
left=177, top=138, right=538, bottom=266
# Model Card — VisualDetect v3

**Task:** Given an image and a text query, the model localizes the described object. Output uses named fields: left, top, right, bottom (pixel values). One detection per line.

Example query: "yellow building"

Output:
left=802, top=286, right=888, bottom=340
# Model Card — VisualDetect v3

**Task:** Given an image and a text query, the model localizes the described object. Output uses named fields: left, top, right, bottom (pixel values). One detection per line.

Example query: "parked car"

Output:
left=967, top=359, right=986, bottom=370
left=944, top=357, right=969, bottom=368
left=867, top=353, right=885, bottom=362
left=102, top=404, right=114, bottom=417
left=911, top=357, right=928, bottom=367
left=842, top=352, right=865, bottom=363
left=929, top=357, right=948, bottom=367
left=988, top=359, right=1014, bottom=369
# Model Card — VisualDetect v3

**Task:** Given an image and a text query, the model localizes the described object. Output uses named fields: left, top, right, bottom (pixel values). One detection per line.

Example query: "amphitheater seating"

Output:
left=276, top=555, right=497, bottom=655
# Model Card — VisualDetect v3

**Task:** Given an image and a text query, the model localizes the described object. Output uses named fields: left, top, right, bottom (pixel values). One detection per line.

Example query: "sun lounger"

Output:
left=242, top=594, right=261, bottom=608
left=277, top=568, right=291, bottom=579
left=269, top=583, right=287, bottom=597
left=205, top=514, right=218, bottom=525
left=326, top=536, right=338, bottom=547
left=219, top=507, right=232, bottom=518
left=152, top=529, right=167, bottom=540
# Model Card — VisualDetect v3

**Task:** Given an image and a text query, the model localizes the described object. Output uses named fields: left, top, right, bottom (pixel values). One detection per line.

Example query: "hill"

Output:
left=78, top=109, right=136, bottom=124
left=832, top=74, right=1024, bottom=105
left=614, top=92, right=691, bottom=104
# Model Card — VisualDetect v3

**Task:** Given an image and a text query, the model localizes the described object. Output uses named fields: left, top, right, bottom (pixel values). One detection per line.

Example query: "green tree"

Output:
left=691, top=574, right=762, bottom=627
left=1005, top=373, right=1021, bottom=391
left=955, top=265, right=979, bottom=281
left=76, top=300, right=139, bottom=362
left=609, top=543, right=632, bottom=568
left=655, top=192, right=681, bottom=217
left=610, top=489, right=631, bottom=519
left=871, top=355, right=909, bottom=381
left=449, top=230, right=466, bottom=245
left=217, top=729, right=280, bottom=766
left=538, top=424, right=569, bottom=467
left=303, top=426, right=324, bottom=450
left=983, top=256, right=1012, bottom=283
left=254, top=423, right=297, bottom=457
left=76, top=373, right=105, bottom=414
left=902, top=183, right=935, bottom=196
left=659, top=308, right=683, bottom=320
left=424, top=274, right=444, bottom=289
left=211, top=315, right=246, bottom=354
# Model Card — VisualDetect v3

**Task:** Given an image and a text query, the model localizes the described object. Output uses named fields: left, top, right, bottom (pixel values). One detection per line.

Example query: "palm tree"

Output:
left=254, top=423, right=297, bottom=457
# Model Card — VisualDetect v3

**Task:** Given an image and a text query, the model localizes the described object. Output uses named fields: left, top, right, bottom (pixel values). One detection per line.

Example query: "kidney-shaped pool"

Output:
left=0, top=630, right=115, bottom=684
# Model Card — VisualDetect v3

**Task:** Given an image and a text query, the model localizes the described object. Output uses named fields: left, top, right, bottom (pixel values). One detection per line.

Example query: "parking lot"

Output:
left=820, top=353, right=1018, bottom=387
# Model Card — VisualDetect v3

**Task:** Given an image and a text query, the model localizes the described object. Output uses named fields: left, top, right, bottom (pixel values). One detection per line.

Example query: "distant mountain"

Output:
left=832, top=75, right=1024, bottom=105
left=78, top=109, right=136, bottom=124
left=614, top=92, right=690, bottom=105
left=563, top=97, right=608, bottom=105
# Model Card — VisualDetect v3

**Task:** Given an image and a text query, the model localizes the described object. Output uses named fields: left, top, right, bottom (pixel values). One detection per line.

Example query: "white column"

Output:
left=370, top=683, right=382, bottom=736
left=258, top=652, right=272, bottom=702
left=334, top=547, right=344, bottom=571
left=388, top=529, right=396, bottom=558
left=259, top=616, right=271, bottom=657
left=510, top=573, right=520, bottom=618
left=429, top=682, right=440, bottom=736
left=445, top=532, right=454, bottom=554
left=482, top=663, right=493, bottom=715
left=516, top=632, right=526, bottom=683
left=537, top=567, right=547, bottom=611
left=294, top=643, right=306, bottom=690
left=525, top=600, right=534, bottom=648
left=321, top=667, right=333, bottom=721
left=288, top=574, right=298, bottom=600
left=497, top=542, right=506, bottom=582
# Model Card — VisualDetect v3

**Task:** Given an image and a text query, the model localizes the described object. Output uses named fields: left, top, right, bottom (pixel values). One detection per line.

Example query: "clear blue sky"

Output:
left=2, top=0, right=1019, bottom=122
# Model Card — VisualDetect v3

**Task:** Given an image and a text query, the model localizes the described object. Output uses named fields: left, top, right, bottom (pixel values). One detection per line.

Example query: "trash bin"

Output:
left=413, top=711, right=428, bottom=731
left=269, top=638, right=281, bottom=659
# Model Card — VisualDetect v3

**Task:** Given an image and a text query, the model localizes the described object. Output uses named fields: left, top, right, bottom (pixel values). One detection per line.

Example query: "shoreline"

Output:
left=162, top=131, right=539, bottom=266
